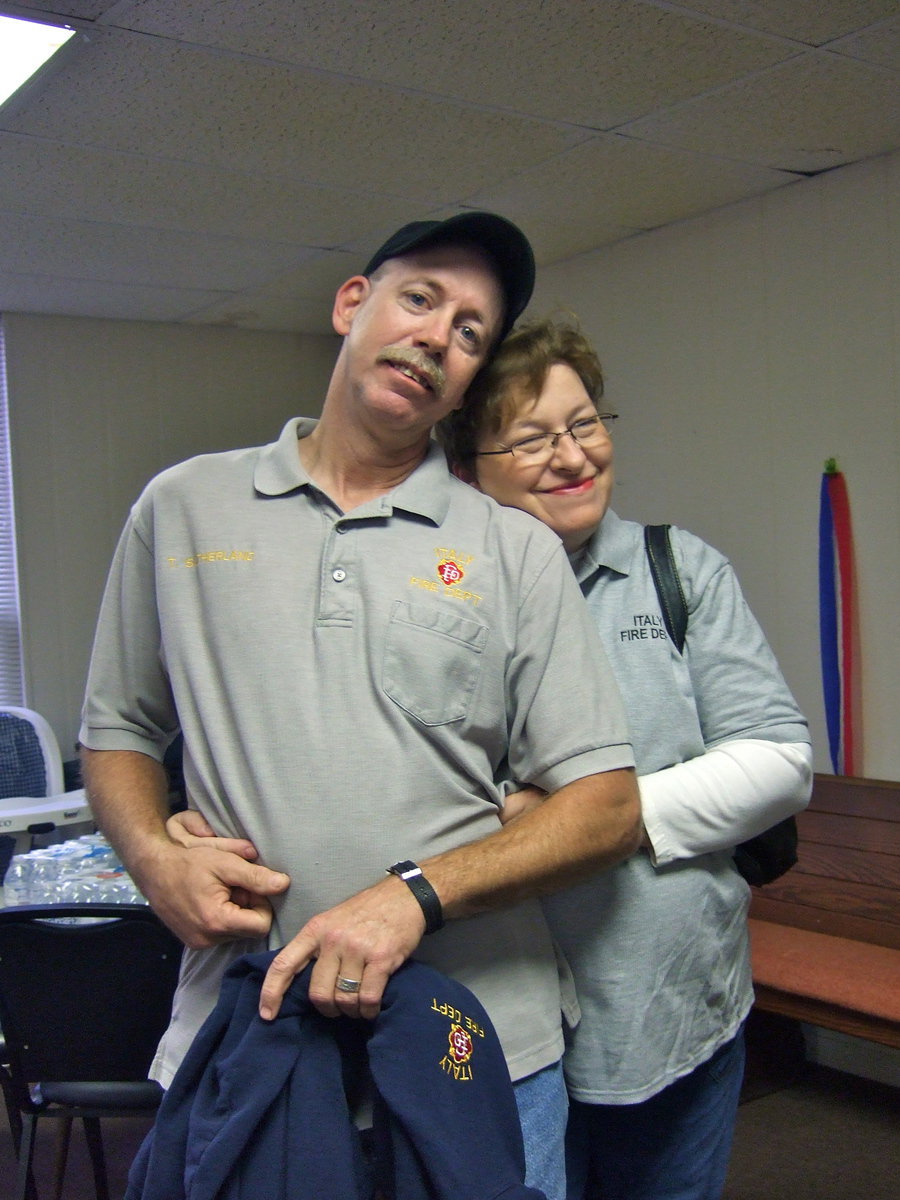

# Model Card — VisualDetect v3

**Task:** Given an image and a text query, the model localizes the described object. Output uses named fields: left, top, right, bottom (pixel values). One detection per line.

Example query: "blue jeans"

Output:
left=514, top=1059, right=569, bottom=1200
left=565, top=1027, right=746, bottom=1200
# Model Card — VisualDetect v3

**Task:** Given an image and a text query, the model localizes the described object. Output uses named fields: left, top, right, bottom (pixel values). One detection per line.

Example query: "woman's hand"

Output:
left=166, top=808, right=259, bottom=860
left=164, top=809, right=274, bottom=918
left=500, top=785, right=546, bottom=824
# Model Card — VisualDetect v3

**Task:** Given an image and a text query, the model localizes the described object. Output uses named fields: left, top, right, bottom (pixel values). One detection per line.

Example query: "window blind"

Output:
left=0, top=319, right=24, bottom=703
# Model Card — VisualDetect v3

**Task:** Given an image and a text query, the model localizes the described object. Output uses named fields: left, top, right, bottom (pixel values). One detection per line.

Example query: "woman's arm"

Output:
left=639, top=738, right=812, bottom=865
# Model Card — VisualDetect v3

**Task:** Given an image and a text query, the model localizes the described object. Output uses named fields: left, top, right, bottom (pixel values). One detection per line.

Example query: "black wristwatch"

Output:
left=386, top=860, right=444, bottom=934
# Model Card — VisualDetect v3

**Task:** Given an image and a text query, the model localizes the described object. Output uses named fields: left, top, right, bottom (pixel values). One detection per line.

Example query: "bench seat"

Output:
left=747, top=774, right=900, bottom=1051
left=748, top=917, right=900, bottom=1048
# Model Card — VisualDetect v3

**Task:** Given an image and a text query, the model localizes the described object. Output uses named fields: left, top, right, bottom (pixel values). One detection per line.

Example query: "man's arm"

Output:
left=259, top=767, right=640, bottom=1021
left=81, top=747, right=290, bottom=948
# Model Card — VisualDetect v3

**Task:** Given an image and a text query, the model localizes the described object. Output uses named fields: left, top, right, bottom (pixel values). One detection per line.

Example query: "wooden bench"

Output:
left=747, top=773, right=900, bottom=1049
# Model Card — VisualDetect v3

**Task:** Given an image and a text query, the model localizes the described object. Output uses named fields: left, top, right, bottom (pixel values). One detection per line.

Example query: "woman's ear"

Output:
left=332, top=275, right=370, bottom=336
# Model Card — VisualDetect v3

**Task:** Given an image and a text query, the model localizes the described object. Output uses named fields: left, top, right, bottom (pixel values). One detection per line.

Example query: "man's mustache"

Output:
left=376, top=345, right=447, bottom=397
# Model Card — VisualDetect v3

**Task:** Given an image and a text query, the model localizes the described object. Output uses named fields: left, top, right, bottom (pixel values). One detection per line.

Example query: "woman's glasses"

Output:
left=476, top=414, right=617, bottom=462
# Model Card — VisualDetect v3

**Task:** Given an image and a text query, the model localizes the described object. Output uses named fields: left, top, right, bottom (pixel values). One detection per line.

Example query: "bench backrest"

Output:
left=748, top=773, right=900, bottom=950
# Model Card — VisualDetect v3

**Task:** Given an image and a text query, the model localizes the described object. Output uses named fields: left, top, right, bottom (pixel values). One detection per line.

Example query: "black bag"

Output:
left=643, top=524, right=798, bottom=886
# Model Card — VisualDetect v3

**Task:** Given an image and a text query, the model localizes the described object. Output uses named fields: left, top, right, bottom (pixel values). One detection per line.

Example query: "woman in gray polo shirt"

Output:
left=437, top=317, right=812, bottom=1200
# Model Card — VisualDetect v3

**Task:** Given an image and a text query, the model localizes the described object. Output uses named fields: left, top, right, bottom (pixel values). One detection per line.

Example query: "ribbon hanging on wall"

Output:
left=818, top=459, right=858, bottom=775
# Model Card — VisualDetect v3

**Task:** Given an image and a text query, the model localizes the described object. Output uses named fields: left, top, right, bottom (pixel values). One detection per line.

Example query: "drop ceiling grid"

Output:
left=0, top=131, right=419, bottom=245
left=0, top=209, right=322, bottom=290
left=674, top=0, right=900, bottom=45
left=0, top=0, right=897, bottom=333
left=621, top=52, right=900, bottom=172
left=2, top=30, right=593, bottom=202
left=467, top=133, right=797, bottom=260
left=107, top=0, right=804, bottom=129
left=0, top=270, right=226, bottom=321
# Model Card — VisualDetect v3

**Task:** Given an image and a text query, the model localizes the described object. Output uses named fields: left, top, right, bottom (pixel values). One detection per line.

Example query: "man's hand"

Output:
left=258, top=873, right=425, bottom=1023
left=260, top=768, right=639, bottom=1023
left=165, top=809, right=273, bottom=925
left=81, top=748, right=291, bottom=950
left=135, top=837, right=291, bottom=949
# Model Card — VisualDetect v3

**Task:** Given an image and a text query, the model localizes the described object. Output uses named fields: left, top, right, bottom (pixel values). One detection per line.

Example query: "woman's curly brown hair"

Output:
left=437, top=315, right=605, bottom=470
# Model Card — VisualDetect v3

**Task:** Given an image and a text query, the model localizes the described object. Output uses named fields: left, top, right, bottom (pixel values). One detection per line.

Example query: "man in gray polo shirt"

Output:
left=80, top=212, right=639, bottom=1196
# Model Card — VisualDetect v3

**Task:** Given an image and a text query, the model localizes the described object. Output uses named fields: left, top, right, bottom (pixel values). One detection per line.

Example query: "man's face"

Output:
left=333, top=244, right=505, bottom=435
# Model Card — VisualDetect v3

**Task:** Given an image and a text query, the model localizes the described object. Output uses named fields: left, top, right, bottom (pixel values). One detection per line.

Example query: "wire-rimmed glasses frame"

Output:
left=475, top=413, right=618, bottom=462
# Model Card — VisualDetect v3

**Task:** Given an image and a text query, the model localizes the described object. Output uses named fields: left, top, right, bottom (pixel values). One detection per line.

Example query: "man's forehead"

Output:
left=377, top=244, right=504, bottom=318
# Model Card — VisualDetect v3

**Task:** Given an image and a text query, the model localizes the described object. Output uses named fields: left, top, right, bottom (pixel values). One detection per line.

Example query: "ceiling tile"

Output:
left=675, top=1, right=900, bottom=45
left=8, top=1, right=118, bottom=19
left=186, top=248, right=368, bottom=331
left=0, top=271, right=224, bottom=322
left=186, top=290, right=338, bottom=334
left=0, top=132, right=413, bottom=245
left=621, top=53, right=900, bottom=172
left=3, top=30, right=585, bottom=203
left=0, top=0, right=896, bottom=334
left=256, top=251, right=362, bottom=300
left=470, top=134, right=797, bottom=262
left=830, top=16, right=900, bottom=68
left=0, top=211, right=318, bottom=290
left=116, top=0, right=799, bottom=128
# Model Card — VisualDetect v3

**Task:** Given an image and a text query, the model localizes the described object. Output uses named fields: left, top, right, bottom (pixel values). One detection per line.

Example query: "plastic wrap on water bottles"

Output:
left=2, top=834, right=146, bottom=907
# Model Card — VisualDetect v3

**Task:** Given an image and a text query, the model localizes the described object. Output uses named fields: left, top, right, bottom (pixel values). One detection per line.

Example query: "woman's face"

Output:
left=472, top=363, right=615, bottom=552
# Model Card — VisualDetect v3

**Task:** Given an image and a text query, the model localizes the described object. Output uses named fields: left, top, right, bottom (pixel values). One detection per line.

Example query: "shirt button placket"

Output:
left=319, top=521, right=355, bottom=625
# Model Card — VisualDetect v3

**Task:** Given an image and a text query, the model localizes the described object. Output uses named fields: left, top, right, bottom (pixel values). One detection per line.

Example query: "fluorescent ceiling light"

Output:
left=0, top=13, right=75, bottom=106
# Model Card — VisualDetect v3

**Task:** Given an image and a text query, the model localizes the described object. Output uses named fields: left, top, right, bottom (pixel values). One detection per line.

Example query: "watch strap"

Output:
left=386, top=860, right=444, bottom=934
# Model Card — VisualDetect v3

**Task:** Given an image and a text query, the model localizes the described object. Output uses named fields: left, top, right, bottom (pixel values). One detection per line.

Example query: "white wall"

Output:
left=5, top=151, right=899, bottom=777
left=3, top=314, right=338, bottom=756
left=531, top=150, right=900, bottom=780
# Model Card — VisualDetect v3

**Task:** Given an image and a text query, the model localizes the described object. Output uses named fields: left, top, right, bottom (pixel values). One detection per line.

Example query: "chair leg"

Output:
left=15, top=1112, right=38, bottom=1200
left=52, top=1115, right=73, bottom=1200
left=83, top=1116, right=111, bottom=1200
left=1, top=1065, right=21, bottom=1144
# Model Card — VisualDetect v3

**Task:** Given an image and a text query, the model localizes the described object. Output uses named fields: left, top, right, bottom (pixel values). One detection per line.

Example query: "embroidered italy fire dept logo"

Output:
left=448, top=1023, right=474, bottom=1065
left=436, top=559, right=465, bottom=586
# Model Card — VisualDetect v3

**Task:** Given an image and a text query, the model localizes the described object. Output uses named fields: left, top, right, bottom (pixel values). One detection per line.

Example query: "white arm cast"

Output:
left=640, top=739, right=813, bottom=866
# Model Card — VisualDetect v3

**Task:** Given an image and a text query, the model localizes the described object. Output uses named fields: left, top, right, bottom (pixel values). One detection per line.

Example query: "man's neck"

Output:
left=297, top=415, right=430, bottom=513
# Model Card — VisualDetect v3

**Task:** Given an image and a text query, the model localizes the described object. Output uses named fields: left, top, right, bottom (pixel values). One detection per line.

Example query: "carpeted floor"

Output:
left=2, top=1040, right=897, bottom=1198
left=0, top=1109, right=154, bottom=1199
left=725, top=1062, right=900, bottom=1199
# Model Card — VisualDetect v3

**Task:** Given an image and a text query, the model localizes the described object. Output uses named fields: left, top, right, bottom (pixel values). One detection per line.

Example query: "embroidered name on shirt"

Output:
left=435, top=547, right=474, bottom=568
left=619, top=614, right=668, bottom=642
left=432, top=997, right=485, bottom=1081
left=408, top=546, right=482, bottom=605
left=167, top=550, right=255, bottom=568
left=409, top=576, right=483, bottom=606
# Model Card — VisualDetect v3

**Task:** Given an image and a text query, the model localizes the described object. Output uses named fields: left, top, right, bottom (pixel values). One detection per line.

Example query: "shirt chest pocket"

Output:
left=383, top=601, right=489, bottom=725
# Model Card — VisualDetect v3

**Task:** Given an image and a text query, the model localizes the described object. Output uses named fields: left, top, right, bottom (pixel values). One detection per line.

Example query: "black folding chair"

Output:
left=0, top=904, right=182, bottom=1200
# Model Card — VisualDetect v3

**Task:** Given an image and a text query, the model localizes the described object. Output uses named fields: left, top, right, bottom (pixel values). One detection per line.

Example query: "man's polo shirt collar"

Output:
left=253, top=417, right=452, bottom=525
left=572, top=509, right=633, bottom=586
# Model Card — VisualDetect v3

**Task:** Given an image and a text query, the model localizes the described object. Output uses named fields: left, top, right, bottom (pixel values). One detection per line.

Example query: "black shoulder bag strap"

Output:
left=642, top=525, right=798, bottom=886
left=643, top=525, right=687, bottom=652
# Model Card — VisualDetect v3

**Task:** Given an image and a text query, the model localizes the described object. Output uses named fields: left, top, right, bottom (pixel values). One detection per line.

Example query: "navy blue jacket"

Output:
left=126, top=952, right=546, bottom=1199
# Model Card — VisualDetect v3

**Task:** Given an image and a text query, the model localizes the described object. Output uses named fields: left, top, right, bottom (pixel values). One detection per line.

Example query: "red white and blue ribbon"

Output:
left=818, top=459, right=857, bottom=775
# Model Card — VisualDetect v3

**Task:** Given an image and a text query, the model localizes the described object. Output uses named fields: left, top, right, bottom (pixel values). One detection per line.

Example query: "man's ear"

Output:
left=332, top=276, right=370, bottom=336
left=452, top=461, right=481, bottom=489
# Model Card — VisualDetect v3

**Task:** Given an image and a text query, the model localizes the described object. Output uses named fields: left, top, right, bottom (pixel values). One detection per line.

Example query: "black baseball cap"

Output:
left=362, top=211, right=535, bottom=341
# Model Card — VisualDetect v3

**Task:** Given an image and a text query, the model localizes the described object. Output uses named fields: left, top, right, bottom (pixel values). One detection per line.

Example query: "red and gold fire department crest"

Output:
left=447, top=1022, right=474, bottom=1065
left=436, top=559, right=465, bottom=586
